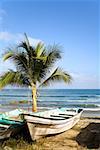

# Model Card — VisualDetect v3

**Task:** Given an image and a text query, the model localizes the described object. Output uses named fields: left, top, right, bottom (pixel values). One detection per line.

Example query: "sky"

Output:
left=0, top=0, right=99, bottom=89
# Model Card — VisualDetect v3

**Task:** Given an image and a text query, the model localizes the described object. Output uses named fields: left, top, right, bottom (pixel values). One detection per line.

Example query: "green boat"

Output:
left=0, top=109, right=25, bottom=140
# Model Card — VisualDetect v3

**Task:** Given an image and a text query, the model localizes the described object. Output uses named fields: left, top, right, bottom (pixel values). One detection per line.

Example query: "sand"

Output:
left=1, top=118, right=100, bottom=150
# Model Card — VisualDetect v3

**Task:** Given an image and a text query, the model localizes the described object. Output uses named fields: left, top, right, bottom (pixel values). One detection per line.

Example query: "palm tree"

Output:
left=0, top=34, right=72, bottom=112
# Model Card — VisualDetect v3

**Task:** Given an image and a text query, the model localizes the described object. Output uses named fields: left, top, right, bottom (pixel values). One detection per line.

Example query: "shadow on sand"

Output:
left=76, top=123, right=100, bottom=149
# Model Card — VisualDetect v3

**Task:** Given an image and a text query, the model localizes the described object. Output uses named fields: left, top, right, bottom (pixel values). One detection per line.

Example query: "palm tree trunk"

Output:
left=32, top=86, right=37, bottom=112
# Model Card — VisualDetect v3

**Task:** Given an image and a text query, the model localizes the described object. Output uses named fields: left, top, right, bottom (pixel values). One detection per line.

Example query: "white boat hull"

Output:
left=23, top=109, right=82, bottom=141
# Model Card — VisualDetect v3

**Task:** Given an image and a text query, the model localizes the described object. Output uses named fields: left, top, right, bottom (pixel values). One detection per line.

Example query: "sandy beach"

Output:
left=0, top=117, right=100, bottom=150
left=0, top=0, right=99, bottom=148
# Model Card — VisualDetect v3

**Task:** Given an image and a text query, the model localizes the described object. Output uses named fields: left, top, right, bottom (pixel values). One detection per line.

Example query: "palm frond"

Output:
left=35, top=42, right=44, bottom=57
left=44, top=45, right=62, bottom=68
left=24, top=33, right=29, bottom=42
left=39, top=67, right=72, bottom=87
left=18, top=34, right=36, bottom=58
left=3, top=51, right=13, bottom=61
left=12, top=52, right=28, bottom=73
left=3, top=47, right=17, bottom=61
left=24, top=33, right=31, bottom=52
left=4, top=49, right=28, bottom=74
left=31, top=59, right=47, bottom=83
left=33, top=45, right=62, bottom=83
left=18, top=41, right=29, bottom=52
left=0, top=70, right=30, bottom=89
left=0, top=34, right=72, bottom=90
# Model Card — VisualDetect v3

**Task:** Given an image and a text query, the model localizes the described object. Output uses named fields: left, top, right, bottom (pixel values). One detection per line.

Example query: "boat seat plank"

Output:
left=48, top=116, right=66, bottom=120
left=51, top=115, right=71, bottom=119
left=59, top=113, right=74, bottom=116
left=23, top=113, right=65, bottom=120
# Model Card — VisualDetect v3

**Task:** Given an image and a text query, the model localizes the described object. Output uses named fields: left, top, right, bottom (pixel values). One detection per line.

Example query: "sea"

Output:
left=0, top=89, right=100, bottom=112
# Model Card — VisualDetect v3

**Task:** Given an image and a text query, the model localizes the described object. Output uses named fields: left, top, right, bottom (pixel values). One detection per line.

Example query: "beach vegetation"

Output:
left=0, top=34, right=72, bottom=112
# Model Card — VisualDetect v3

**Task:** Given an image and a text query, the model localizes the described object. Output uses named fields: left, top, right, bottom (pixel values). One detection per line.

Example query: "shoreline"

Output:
left=1, top=106, right=100, bottom=119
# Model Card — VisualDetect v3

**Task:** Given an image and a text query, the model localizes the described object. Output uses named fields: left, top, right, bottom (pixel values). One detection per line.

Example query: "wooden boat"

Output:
left=0, top=124, right=12, bottom=140
left=0, top=109, right=25, bottom=140
left=22, top=108, right=83, bottom=141
left=0, top=123, right=24, bottom=140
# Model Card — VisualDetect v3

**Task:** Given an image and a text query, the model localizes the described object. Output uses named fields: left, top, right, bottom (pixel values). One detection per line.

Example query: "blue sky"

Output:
left=0, top=0, right=99, bottom=89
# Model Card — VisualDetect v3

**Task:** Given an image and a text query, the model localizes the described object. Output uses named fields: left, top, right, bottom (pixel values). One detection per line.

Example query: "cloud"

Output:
left=70, top=72, right=100, bottom=88
left=0, top=32, right=22, bottom=42
left=28, top=36, right=43, bottom=46
left=0, top=32, right=13, bottom=41
left=71, top=72, right=97, bottom=82
left=0, top=59, right=15, bottom=75
left=0, top=31, right=43, bottom=45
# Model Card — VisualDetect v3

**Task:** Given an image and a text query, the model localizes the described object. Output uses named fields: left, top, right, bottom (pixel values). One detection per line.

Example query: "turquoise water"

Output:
left=0, top=89, right=100, bottom=111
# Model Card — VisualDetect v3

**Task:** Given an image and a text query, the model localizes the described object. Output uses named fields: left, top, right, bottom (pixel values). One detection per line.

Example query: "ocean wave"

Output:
left=37, top=98, right=100, bottom=103
left=67, top=104, right=100, bottom=108
left=39, top=95, right=99, bottom=98
left=38, top=103, right=100, bottom=108
left=1, top=100, right=100, bottom=109
left=0, top=95, right=31, bottom=97
left=0, top=94, right=99, bottom=98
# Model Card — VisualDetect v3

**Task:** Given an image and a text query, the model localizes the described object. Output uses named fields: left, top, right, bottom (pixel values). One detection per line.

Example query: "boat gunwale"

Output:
left=23, top=109, right=83, bottom=125
left=22, top=113, right=66, bottom=120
